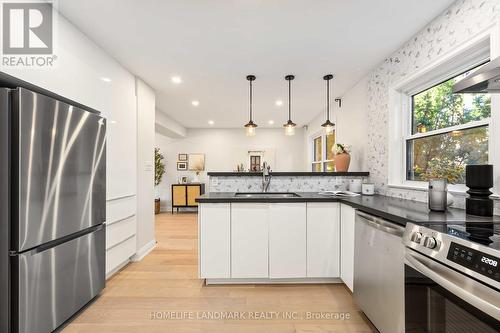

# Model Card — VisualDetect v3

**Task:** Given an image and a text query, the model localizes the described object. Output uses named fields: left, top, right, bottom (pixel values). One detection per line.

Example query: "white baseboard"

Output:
left=131, top=239, right=157, bottom=262
left=205, top=277, right=342, bottom=285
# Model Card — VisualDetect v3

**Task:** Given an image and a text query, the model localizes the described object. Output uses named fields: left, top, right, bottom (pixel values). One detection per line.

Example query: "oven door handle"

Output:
left=406, top=249, right=500, bottom=321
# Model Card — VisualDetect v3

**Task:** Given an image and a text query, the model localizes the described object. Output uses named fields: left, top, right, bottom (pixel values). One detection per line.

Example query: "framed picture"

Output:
left=188, top=153, right=205, bottom=171
left=178, top=153, right=188, bottom=161
left=177, top=162, right=187, bottom=171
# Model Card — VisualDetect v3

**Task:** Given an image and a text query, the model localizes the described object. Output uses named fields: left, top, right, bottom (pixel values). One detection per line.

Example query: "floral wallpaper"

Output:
left=366, top=0, right=500, bottom=212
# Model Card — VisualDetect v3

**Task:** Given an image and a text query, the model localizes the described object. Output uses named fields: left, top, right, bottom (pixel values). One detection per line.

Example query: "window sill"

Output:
left=388, top=182, right=500, bottom=200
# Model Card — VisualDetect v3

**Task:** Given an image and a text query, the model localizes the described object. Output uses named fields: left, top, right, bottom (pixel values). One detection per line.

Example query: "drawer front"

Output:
left=172, top=185, right=187, bottom=206
left=106, top=235, right=136, bottom=276
left=187, top=185, right=201, bottom=206
left=106, top=215, right=137, bottom=250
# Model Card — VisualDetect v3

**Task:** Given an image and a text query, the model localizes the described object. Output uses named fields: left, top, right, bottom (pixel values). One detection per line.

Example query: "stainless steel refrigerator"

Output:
left=0, top=87, right=106, bottom=333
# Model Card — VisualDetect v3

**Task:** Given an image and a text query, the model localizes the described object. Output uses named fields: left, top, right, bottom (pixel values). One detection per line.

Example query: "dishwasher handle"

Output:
left=356, top=211, right=405, bottom=237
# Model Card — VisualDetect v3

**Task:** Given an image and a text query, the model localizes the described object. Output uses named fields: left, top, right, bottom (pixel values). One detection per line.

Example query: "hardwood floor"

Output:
left=63, top=212, right=375, bottom=333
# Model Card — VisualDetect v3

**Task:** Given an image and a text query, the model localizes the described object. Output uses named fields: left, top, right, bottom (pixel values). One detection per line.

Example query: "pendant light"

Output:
left=321, top=74, right=335, bottom=134
left=283, top=75, right=296, bottom=136
left=244, top=75, right=257, bottom=136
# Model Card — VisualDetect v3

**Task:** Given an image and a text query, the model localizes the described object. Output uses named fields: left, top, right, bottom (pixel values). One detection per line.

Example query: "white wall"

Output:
left=0, top=10, right=149, bottom=275
left=304, top=76, right=369, bottom=172
left=134, top=79, right=156, bottom=260
left=155, top=127, right=306, bottom=210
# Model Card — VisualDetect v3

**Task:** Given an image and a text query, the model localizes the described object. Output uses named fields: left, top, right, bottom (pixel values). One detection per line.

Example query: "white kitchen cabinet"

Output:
left=199, top=203, right=231, bottom=278
left=231, top=203, right=269, bottom=278
left=340, top=203, right=356, bottom=291
left=306, top=202, right=340, bottom=278
left=268, top=203, right=307, bottom=278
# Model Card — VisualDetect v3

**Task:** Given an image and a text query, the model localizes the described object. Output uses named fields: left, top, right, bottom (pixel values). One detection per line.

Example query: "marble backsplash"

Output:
left=209, top=176, right=367, bottom=193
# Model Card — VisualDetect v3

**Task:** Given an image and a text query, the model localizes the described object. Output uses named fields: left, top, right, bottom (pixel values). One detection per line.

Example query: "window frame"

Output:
left=387, top=27, right=500, bottom=196
left=404, top=70, right=491, bottom=182
left=310, top=130, right=335, bottom=172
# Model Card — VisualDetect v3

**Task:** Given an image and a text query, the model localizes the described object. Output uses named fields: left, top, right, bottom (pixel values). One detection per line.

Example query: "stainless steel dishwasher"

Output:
left=353, top=210, right=405, bottom=333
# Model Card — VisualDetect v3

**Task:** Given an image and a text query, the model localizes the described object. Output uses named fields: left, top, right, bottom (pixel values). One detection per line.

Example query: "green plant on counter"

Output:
left=155, top=148, right=166, bottom=186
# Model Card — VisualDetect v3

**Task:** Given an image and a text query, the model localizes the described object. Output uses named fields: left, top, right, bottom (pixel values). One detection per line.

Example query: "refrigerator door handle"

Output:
left=33, top=224, right=104, bottom=254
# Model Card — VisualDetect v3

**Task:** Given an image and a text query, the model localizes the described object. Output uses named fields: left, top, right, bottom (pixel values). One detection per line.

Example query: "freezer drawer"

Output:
left=13, top=88, right=106, bottom=252
left=13, top=225, right=105, bottom=333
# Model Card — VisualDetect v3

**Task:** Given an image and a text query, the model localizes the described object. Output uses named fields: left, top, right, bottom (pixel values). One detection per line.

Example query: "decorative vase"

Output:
left=466, top=164, right=493, bottom=216
left=154, top=198, right=160, bottom=215
left=335, top=153, right=351, bottom=172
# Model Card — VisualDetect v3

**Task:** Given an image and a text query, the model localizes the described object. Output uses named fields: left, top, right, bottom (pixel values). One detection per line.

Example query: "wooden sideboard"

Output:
left=171, top=183, right=205, bottom=213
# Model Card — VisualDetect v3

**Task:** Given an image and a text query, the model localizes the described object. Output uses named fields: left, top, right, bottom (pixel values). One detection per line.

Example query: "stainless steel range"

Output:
left=403, top=221, right=500, bottom=332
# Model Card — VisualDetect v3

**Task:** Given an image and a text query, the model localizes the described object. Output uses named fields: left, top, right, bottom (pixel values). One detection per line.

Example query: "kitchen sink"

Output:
left=234, top=192, right=300, bottom=198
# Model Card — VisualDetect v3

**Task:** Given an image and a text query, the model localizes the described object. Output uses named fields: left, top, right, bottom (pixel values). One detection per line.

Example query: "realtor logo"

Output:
left=2, top=2, right=53, bottom=54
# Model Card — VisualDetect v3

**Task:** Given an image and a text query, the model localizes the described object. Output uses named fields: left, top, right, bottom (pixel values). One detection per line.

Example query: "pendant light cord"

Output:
left=288, top=79, right=291, bottom=121
left=249, top=79, right=253, bottom=122
left=326, top=78, right=330, bottom=121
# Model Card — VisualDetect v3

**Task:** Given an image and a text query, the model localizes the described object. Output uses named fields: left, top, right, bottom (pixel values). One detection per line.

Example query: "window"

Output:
left=249, top=155, right=261, bottom=171
left=406, top=65, right=491, bottom=183
left=311, top=131, right=336, bottom=172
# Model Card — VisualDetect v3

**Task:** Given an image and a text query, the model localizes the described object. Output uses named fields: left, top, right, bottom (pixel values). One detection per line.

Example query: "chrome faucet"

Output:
left=262, top=162, right=271, bottom=192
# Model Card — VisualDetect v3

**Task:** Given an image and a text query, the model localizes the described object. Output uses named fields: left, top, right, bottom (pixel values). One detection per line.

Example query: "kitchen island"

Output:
left=196, top=192, right=500, bottom=286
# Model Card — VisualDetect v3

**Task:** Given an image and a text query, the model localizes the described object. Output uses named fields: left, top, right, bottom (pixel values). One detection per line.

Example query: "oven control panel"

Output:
left=447, top=242, right=500, bottom=282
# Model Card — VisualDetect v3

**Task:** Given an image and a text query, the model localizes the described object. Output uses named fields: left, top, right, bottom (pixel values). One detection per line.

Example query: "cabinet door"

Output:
left=306, top=202, right=340, bottom=278
left=340, top=203, right=356, bottom=291
left=199, top=203, right=231, bottom=278
left=172, top=185, right=187, bottom=206
left=231, top=203, right=269, bottom=278
left=187, top=185, right=201, bottom=206
left=269, top=203, right=307, bottom=278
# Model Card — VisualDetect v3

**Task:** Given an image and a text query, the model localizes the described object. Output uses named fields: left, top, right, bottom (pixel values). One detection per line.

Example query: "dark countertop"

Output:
left=207, top=171, right=369, bottom=177
left=196, top=192, right=500, bottom=226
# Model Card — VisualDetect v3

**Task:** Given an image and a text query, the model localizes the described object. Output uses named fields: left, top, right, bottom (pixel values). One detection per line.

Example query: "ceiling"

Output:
left=58, top=0, right=455, bottom=129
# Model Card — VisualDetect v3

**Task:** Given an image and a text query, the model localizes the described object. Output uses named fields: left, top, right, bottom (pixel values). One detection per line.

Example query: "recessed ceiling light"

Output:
left=275, top=100, right=283, bottom=106
left=101, top=77, right=111, bottom=82
left=268, top=120, right=274, bottom=125
left=208, top=120, right=214, bottom=125
left=171, top=76, right=182, bottom=84
left=192, top=100, right=200, bottom=106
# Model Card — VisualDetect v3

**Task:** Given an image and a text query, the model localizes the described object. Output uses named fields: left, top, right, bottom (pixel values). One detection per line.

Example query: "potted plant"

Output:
left=154, top=148, right=166, bottom=214
left=333, top=143, right=351, bottom=172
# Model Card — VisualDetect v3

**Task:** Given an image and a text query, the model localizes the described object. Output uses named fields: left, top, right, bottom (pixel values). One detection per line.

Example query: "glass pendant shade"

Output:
left=245, top=121, right=257, bottom=136
left=322, top=120, right=334, bottom=134
left=284, top=120, right=296, bottom=136
left=283, top=74, right=296, bottom=136
left=244, top=75, right=257, bottom=136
